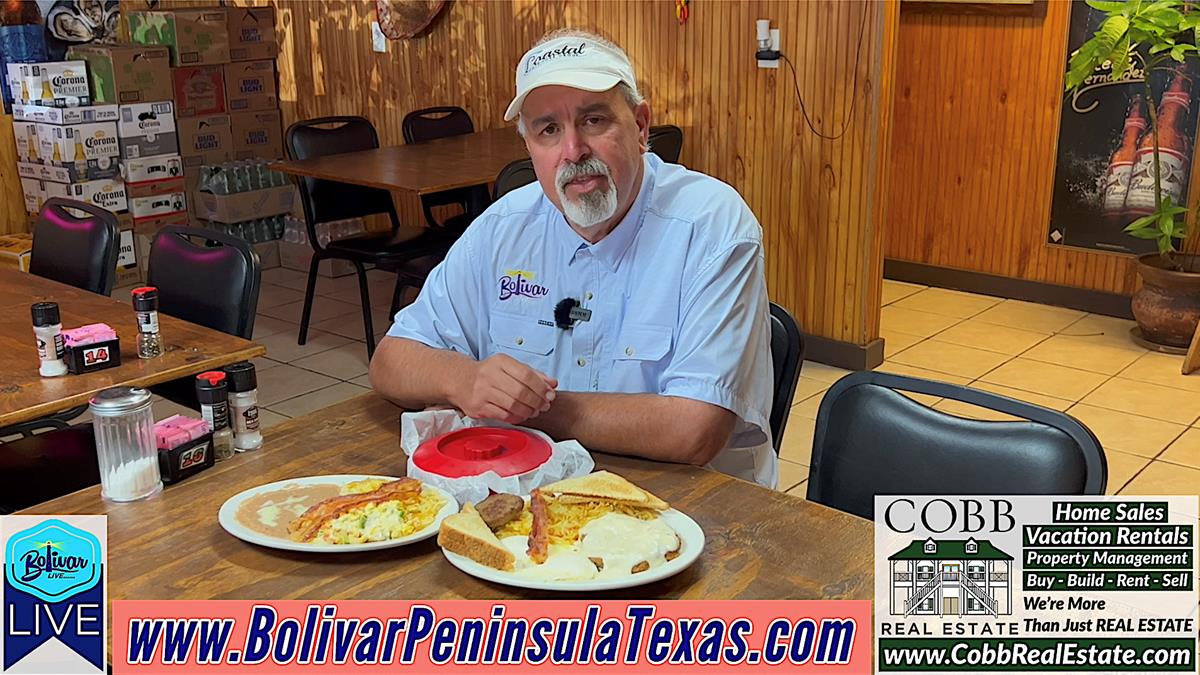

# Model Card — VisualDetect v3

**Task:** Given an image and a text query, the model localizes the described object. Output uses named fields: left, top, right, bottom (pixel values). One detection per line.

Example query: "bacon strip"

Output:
left=527, top=489, right=549, bottom=564
left=288, top=478, right=421, bottom=542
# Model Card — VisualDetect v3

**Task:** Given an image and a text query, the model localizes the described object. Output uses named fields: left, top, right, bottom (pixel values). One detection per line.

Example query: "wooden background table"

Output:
left=269, top=127, right=530, bottom=196
left=23, top=393, right=875, bottom=601
left=0, top=269, right=264, bottom=426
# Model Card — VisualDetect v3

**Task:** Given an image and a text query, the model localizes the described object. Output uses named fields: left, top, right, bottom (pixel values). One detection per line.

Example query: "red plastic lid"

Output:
left=412, top=427, right=553, bottom=478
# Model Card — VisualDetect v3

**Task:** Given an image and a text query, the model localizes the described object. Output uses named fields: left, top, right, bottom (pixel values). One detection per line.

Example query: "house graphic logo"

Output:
left=887, top=537, right=1013, bottom=618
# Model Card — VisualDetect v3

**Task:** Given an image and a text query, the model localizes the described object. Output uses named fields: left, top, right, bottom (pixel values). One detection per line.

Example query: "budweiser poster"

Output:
left=1048, top=1, right=1200, bottom=255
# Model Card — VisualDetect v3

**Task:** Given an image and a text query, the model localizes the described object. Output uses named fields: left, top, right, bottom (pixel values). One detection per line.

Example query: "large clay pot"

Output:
left=1131, top=253, right=1200, bottom=348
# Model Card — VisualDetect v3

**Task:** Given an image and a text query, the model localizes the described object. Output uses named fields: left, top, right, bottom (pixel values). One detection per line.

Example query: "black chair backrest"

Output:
left=402, top=106, right=475, bottom=143
left=403, top=106, right=490, bottom=220
left=808, top=371, right=1107, bottom=520
left=285, top=116, right=398, bottom=248
left=494, top=158, right=538, bottom=200
left=146, top=226, right=261, bottom=339
left=768, top=302, right=804, bottom=453
left=648, top=124, right=683, bottom=163
left=29, top=198, right=120, bottom=295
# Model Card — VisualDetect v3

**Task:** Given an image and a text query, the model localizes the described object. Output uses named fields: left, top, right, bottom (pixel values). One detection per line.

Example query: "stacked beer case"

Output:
left=128, top=6, right=286, bottom=267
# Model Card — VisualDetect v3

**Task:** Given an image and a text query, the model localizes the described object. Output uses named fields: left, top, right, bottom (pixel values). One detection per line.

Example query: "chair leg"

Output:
left=354, top=261, right=375, bottom=359
left=389, top=276, right=406, bottom=323
left=298, top=252, right=322, bottom=345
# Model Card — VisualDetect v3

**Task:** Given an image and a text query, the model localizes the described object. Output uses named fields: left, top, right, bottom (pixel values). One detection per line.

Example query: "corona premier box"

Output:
left=38, top=121, right=121, bottom=182
left=12, top=103, right=119, bottom=125
left=27, top=60, right=90, bottom=107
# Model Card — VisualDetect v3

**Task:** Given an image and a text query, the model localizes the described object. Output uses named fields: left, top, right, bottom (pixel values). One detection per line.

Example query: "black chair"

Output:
left=148, top=226, right=261, bottom=338
left=768, top=302, right=804, bottom=453
left=402, top=106, right=491, bottom=228
left=494, top=158, right=538, bottom=200
left=0, top=424, right=99, bottom=513
left=648, top=124, right=683, bottom=164
left=287, top=116, right=458, bottom=357
left=29, top=197, right=120, bottom=295
left=146, top=226, right=261, bottom=407
left=807, top=371, right=1107, bottom=520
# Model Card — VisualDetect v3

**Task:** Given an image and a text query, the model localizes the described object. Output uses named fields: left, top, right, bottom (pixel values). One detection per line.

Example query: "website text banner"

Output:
left=112, top=600, right=871, bottom=674
left=874, top=496, right=1199, bottom=674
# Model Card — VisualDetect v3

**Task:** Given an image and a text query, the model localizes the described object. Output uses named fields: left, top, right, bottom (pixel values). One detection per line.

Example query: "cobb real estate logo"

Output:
left=874, top=496, right=1198, bottom=674
left=2, top=516, right=107, bottom=674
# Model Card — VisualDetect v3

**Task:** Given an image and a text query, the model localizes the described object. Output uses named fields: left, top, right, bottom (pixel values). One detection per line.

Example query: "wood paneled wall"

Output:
left=887, top=1, right=1199, bottom=296
left=1, top=0, right=896, bottom=350
left=0, top=114, right=23, bottom=231
left=270, top=0, right=895, bottom=347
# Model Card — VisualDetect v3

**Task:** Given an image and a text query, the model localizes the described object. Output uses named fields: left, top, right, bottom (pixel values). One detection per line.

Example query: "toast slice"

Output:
left=542, top=471, right=669, bottom=510
left=437, top=503, right=516, bottom=571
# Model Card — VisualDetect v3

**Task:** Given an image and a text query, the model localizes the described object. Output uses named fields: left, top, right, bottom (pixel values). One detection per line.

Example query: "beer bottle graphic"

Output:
left=1126, top=67, right=1193, bottom=215
left=74, top=133, right=87, bottom=162
left=1102, top=96, right=1145, bottom=216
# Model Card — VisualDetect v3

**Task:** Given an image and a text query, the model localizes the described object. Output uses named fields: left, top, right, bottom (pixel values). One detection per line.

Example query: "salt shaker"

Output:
left=131, top=287, right=163, bottom=358
left=196, top=371, right=236, bottom=460
left=31, top=302, right=67, bottom=377
left=225, top=361, right=263, bottom=452
left=90, top=387, right=163, bottom=502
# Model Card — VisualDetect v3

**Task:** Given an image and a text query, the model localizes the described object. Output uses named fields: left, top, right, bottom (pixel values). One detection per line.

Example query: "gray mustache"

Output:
left=557, top=157, right=612, bottom=189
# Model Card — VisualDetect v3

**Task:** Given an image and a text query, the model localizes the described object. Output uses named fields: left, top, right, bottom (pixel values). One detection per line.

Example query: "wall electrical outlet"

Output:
left=371, top=21, right=387, bottom=53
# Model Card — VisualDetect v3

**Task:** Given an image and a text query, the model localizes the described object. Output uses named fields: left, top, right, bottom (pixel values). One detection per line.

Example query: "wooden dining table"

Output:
left=21, top=392, right=875, bottom=601
left=269, top=126, right=530, bottom=196
left=0, top=269, right=265, bottom=427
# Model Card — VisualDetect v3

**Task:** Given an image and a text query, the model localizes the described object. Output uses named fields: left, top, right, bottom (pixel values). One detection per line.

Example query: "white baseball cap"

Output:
left=504, top=35, right=638, bottom=122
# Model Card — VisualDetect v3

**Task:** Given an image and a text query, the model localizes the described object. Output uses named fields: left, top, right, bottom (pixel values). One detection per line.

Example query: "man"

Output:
left=369, top=29, right=776, bottom=487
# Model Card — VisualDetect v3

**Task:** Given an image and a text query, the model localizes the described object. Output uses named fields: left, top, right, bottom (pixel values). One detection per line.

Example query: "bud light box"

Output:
left=26, top=61, right=91, bottom=107
left=13, top=103, right=119, bottom=125
left=118, top=101, right=179, bottom=159
left=37, top=121, right=121, bottom=182
left=178, top=114, right=235, bottom=169
left=223, top=60, right=276, bottom=112
left=229, top=109, right=283, bottom=160
left=228, top=7, right=278, bottom=62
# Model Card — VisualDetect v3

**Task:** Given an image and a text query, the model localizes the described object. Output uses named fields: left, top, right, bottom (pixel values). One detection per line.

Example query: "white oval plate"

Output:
left=441, top=509, right=704, bottom=591
left=218, top=474, right=458, bottom=553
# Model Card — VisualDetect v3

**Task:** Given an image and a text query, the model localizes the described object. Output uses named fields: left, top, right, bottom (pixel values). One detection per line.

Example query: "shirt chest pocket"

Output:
left=610, top=322, right=673, bottom=388
left=488, top=312, right=557, bottom=368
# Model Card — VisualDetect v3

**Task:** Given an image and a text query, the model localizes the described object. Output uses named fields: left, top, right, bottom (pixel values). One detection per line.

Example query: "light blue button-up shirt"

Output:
left=387, top=153, right=776, bottom=487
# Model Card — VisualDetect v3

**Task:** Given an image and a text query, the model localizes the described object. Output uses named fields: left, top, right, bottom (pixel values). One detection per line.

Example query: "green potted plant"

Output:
left=1067, top=0, right=1200, bottom=349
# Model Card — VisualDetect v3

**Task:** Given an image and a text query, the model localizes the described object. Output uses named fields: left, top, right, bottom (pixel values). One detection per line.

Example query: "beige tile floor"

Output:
left=778, top=279, right=1200, bottom=499
left=109, top=273, right=1200, bottom=500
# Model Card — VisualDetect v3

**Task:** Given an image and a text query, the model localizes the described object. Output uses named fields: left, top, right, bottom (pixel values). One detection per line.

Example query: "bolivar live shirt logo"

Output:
left=2, top=516, right=106, bottom=674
